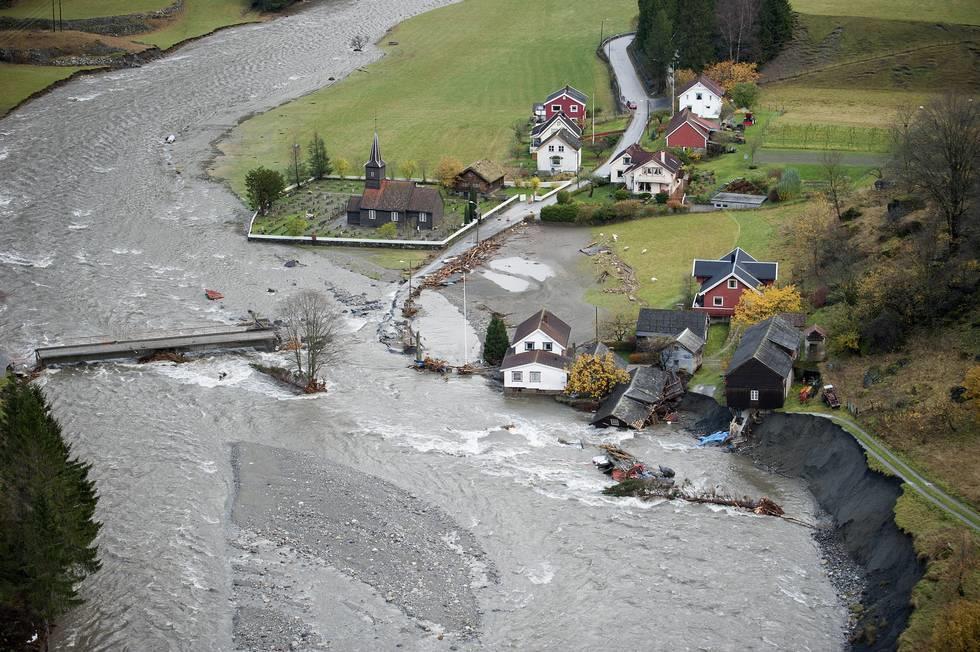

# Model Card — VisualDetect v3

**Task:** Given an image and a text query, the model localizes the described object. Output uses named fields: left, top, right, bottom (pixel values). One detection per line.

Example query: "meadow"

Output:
left=211, top=0, right=635, bottom=197
left=0, top=0, right=170, bottom=20
left=0, top=62, right=95, bottom=116
left=790, top=0, right=980, bottom=25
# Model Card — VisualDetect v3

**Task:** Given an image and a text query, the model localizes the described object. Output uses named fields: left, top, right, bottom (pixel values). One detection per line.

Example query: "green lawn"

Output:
left=211, top=0, right=635, bottom=197
left=703, top=322, right=730, bottom=357
left=0, top=63, right=99, bottom=117
left=138, top=0, right=259, bottom=49
left=0, top=0, right=170, bottom=19
left=790, top=0, right=980, bottom=25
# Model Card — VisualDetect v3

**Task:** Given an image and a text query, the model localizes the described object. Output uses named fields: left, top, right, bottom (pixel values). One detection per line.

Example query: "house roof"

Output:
left=346, top=195, right=362, bottom=213
left=500, top=348, right=571, bottom=371
left=358, top=180, right=443, bottom=214
left=459, top=159, right=506, bottom=184
left=674, top=328, right=706, bottom=354
left=803, top=324, right=828, bottom=339
left=677, top=75, right=725, bottom=98
left=591, top=367, right=670, bottom=428
left=727, top=316, right=800, bottom=379
left=635, top=308, right=709, bottom=341
left=574, top=341, right=628, bottom=368
left=531, top=113, right=583, bottom=137
left=512, top=309, right=571, bottom=347
left=692, top=247, right=777, bottom=295
left=710, top=192, right=767, bottom=206
left=626, top=150, right=683, bottom=176
left=545, top=84, right=588, bottom=104
left=612, top=143, right=655, bottom=167
left=778, top=312, right=807, bottom=329
left=539, top=128, right=582, bottom=151
left=665, top=108, right=721, bottom=142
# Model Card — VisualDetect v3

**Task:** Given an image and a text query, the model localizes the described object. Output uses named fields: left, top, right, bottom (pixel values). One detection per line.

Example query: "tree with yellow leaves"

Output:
left=702, top=61, right=760, bottom=93
left=565, top=352, right=630, bottom=400
left=732, top=284, right=804, bottom=330
left=434, top=156, right=463, bottom=189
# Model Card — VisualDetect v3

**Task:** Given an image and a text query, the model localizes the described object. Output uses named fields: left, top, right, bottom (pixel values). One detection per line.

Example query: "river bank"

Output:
left=680, top=393, right=923, bottom=651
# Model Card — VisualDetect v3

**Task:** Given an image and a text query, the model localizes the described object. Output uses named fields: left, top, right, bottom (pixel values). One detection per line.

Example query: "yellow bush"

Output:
left=565, top=353, right=630, bottom=400
left=732, top=284, right=803, bottom=330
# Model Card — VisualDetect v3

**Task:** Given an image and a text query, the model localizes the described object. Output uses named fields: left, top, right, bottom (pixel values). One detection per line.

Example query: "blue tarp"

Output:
left=697, top=431, right=730, bottom=447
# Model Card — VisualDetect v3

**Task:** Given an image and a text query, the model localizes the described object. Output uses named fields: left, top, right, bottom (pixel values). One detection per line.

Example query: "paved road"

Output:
left=595, top=34, right=669, bottom=178
left=756, top=149, right=887, bottom=167
left=803, top=412, right=980, bottom=533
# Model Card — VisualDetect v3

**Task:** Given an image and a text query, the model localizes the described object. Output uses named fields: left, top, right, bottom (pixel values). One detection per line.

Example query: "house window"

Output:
left=551, top=156, right=562, bottom=166
left=750, top=389, right=759, bottom=401
left=548, top=145, right=555, bottom=152
left=713, top=296, right=724, bottom=307
left=558, top=145, right=565, bottom=153
left=552, top=104, right=561, bottom=111
left=368, top=209, right=376, bottom=220
left=654, top=168, right=662, bottom=175
left=512, top=371, right=523, bottom=382
left=525, top=342, right=535, bottom=351
left=617, top=170, right=624, bottom=178
left=418, top=212, right=427, bottom=223
left=728, top=278, right=737, bottom=289
left=530, top=371, right=542, bottom=383
left=570, top=105, right=579, bottom=113
left=543, top=342, right=553, bottom=351
left=623, top=156, right=631, bottom=165
left=391, top=212, right=399, bottom=222
left=696, top=92, right=703, bottom=100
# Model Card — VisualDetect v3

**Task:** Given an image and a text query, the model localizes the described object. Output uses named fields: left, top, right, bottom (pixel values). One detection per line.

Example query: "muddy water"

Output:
left=1, top=1, right=845, bottom=649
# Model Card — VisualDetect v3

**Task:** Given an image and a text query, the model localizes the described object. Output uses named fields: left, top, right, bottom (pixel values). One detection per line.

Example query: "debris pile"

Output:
left=592, top=444, right=676, bottom=484
left=421, top=238, right=504, bottom=289
left=137, top=351, right=186, bottom=364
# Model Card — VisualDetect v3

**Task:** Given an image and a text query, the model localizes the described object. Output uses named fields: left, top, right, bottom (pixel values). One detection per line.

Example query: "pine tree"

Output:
left=483, top=316, right=509, bottom=366
left=674, top=0, right=717, bottom=72
left=0, top=381, right=101, bottom=647
left=307, top=132, right=332, bottom=180
left=758, top=0, right=794, bottom=61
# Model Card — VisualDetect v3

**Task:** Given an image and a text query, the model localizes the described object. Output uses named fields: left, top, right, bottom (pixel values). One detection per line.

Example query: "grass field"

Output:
left=0, top=0, right=170, bottom=20
left=211, top=0, right=635, bottom=197
left=790, top=0, right=980, bottom=25
left=0, top=62, right=97, bottom=116
left=138, top=0, right=258, bottom=49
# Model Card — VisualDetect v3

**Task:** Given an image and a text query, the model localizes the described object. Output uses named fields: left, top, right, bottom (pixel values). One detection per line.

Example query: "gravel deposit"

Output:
left=230, top=443, right=495, bottom=650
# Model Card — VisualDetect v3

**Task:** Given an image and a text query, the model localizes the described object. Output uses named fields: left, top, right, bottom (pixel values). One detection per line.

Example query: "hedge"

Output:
left=540, top=203, right=579, bottom=223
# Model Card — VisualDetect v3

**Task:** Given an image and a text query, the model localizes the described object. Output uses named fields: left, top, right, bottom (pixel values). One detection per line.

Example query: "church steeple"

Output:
left=365, top=131, right=386, bottom=189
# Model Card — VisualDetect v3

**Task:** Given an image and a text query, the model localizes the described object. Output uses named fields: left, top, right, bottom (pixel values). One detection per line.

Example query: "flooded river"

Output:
left=0, top=1, right=845, bottom=649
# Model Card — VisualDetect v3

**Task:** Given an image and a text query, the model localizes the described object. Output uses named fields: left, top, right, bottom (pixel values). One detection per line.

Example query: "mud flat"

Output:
left=681, top=394, right=923, bottom=651
left=230, top=442, right=494, bottom=649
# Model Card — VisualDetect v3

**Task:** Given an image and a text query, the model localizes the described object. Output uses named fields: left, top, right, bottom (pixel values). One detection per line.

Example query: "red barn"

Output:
left=664, top=108, right=720, bottom=152
left=541, top=85, right=588, bottom=126
left=691, top=248, right=778, bottom=318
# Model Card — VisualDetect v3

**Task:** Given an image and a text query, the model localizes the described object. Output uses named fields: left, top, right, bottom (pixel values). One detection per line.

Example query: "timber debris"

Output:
left=421, top=238, right=504, bottom=289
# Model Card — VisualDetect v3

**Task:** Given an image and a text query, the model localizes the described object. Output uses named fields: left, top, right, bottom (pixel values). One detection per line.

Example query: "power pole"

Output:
left=51, top=0, right=55, bottom=32
left=58, top=0, right=63, bottom=31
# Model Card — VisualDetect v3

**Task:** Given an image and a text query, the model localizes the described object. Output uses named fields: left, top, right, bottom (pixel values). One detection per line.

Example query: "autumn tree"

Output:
left=245, top=166, right=286, bottom=215
left=334, top=157, right=350, bottom=178
left=930, top=599, right=980, bottom=652
left=780, top=198, right=838, bottom=280
left=565, top=352, right=630, bottom=400
left=822, top=151, right=851, bottom=220
left=483, top=316, right=509, bottom=366
left=281, top=290, right=342, bottom=392
left=400, top=159, right=418, bottom=180
left=702, top=60, right=760, bottom=93
left=528, top=176, right=541, bottom=200
left=602, top=311, right=636, bottom=343
left=732, top=284, right=804, bottom=329
left=434, top=156, right=464, bottom=189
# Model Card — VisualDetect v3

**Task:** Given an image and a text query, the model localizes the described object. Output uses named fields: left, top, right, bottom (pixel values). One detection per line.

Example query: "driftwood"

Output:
left=603, top=478, right=785, bottom=517
left=137, top=351, right=187, bottom=364
left=422, top=237, right=504, bottom=289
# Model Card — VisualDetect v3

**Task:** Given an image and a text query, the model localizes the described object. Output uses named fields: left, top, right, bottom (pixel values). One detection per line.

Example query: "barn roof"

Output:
left=665, top=108, right=720, bottom=140
left=358, top=180, right=443, bottom=214
left=460, top=159, right=506, bottom=184
left=727, top=316, right=800, bottom=379
left=711, top=192, right=768, bottom=206
left=591, top=367, right=670, bottom=428
left=512, top=309, right=571, bottom=347
left=674, top=328, right=706, bottom=354
left=677, top=75, right=725, bottom=98
left=635, top=308, right=709, bottom=341
left=545, top=84, right=588, bottom=104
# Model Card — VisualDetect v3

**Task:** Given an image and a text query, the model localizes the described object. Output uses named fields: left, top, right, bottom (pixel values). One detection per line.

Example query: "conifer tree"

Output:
left=0, top=380, right=101, bottom=647
left=307, top=132, right=332, bottom=180
left=483, top=316, right=509, bottom=366
left=758, top=0, right=794, bottom=61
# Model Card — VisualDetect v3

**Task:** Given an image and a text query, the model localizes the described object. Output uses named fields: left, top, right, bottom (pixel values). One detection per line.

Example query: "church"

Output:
left=346, top=133, right=444, bottom=231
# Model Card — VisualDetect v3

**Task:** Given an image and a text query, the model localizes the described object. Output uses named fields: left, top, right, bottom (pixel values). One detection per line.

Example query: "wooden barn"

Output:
left=725, top=316, right=801, bottom=410
left=453, top=160, right=506, bottom=195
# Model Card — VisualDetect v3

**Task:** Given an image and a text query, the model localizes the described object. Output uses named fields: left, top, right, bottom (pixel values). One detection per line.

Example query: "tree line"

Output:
left=0, top=378, right=101, bottom=651
left=634, top=0, right=793, bottom=92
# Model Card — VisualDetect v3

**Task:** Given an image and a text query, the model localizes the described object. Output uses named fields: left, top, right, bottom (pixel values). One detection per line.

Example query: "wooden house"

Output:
left=454, top=160, right=506, bottom=195
left=535, top=129, right=582, bottom=174
left=501, top=310, right=573, bottom=394
left=725, top=316, right=801, bottom=409
left=691, top=247, right=778, bottom=318
left=677, top=75, right=724, bottom=120
left=664, top=108, right=720, bottom=152
left=802, top=325, right=828, bottom=362
left=540, top=85, right=588, bottom=126
left=591, top=366, right=682, bottom=429
left=530, top=113, right=582, bottom=153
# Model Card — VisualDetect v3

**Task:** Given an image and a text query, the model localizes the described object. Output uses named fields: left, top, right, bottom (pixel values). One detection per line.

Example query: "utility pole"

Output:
left=291, top=142, right=301, bottom=187
left=58, top=0, right=63, bottom=31
left=462, top=270, right=468, bottom=365
left=51, top=0, right=56, bottom=32
left=595, top=306, right=599, bottom=341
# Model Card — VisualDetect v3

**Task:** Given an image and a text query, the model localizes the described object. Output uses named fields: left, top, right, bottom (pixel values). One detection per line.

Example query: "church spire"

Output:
left=364, top=131, right=386, bottom=189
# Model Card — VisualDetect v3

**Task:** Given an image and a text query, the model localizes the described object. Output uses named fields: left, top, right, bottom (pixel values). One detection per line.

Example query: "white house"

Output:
left=530, top=113, right=582, bottom=154
left=535, top=129, right=581, bottom=174
left=502, top=309, right=572, bottom=394
left=659, top=328, right=706, bottom=375
left=623, top=150, right=683, bottom=196
left=677, top=75, right=725, bottom=120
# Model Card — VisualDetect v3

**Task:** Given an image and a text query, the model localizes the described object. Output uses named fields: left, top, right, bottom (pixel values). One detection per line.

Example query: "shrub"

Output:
left=768, top=187, right=781, bottom=203
left=860, top=309, right=904, bottom=354
left=930, top=600, right=980, bottom=651
left=766, top=167, right=784, bottom=181
left=840, top=207, right=862, bottom=221
left=777, top=168, right=802, bottom=200
left=613, top=200, right=643, bottom=219
left=556, top=190, right=572, bottom=204
left=283, top=215, right=308, bottom=236
left=809, top=286, right=829, bottom=309
left=376, top=222, right=398, bottom=239
left=655, top=192, right=668, bottom=204
left=613, top=188, right=631, bottom=201
left=539, top=203, right=579, bottom=223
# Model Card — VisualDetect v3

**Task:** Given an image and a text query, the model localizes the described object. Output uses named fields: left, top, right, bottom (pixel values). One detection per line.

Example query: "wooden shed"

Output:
left=802, top=325, right=828, bottom=362
left=453, top=160, right=506, bottom=195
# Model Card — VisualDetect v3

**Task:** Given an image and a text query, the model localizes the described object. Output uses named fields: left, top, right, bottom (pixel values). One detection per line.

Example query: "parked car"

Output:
left=626, top=101, right=638, bottom=110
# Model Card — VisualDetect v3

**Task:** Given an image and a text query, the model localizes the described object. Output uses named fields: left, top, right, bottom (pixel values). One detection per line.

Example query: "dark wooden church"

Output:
left=346, top=133, right=444, bottom=231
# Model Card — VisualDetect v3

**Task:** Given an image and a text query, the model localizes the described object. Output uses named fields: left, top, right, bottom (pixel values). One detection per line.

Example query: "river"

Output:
left=0, top=1, right=846, bottom=649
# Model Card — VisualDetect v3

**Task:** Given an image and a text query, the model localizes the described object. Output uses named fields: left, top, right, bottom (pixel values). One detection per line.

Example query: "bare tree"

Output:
left=892, top=95, right=979, bottom=254
left=716, top=0, right=760, bottom=62
left=602, top=311, right=636, bottom=343
left=822, top=151, right=851, bottom=220
left=350, top=35, right=368, bottom=51
left=281, top=290, right=342, bottom=392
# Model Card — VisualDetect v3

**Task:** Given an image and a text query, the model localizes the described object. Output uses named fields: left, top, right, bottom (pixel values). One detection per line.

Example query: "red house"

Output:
left=541, top=85, right=588, bottom=126
left=664, top=108, right=720, bottom=152
left=691, top=247, right=778, bottom=318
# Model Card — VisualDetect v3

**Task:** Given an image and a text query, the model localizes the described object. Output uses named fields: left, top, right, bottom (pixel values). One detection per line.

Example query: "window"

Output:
left=558, top=145, right=565, bottom=153
left=525, top=342, right=535, bottom=351
left=511, top=371, right=523, bottom=382
left=368, top=209, right=376, bottom=220
left=552, top=104, right=561, bottom=111
left=696, top=92, right=703, bottom=100
left=548, top=145, right=555, bottom=152
left=728, top=278, right=738, bottom=289
left=617, top=170, right=624, bottom=178
left=551, top=156, right=562, bottom=166
left=368, top=170, right=375, bottom=178
left=623, top=156, right=631, bottom=165
left=653, top=167, right=662, bottom=175
left=713, top=296, right=724, bottom=307
left=543, top=342, right=553, bottom=351
left=529, top=371, right=542, bottom=383
left=570, top=105, right=579, bottom=113
left=750, top=390, right=759, bottom=401
left=391, top=212, right=399, bottom=222
left=418, top=212, right=427, bottom=223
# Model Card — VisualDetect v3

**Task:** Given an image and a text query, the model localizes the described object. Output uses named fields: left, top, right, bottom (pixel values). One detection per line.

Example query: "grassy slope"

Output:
left=790, top=0, right=980, bottom=25
left=137, top=0, right=258, bottom=49
left=0, top=62, right=97, bottom=116
left=211, top=0, right=635, bottom=197
left=0, top=0, right=170, bottom=19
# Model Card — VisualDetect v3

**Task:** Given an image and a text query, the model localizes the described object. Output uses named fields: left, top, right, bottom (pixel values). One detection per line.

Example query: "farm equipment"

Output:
left=822, top=384, right=842, bottom=409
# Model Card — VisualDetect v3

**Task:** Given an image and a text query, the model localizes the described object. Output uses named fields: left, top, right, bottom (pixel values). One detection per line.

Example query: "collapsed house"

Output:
left=591, top=366, right=684, bottom=429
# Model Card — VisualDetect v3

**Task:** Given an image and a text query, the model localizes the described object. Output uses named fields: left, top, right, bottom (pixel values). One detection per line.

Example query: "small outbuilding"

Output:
left=725, top=316, right=801, bottom=410
left=635, top=308, right=709, bottom=351
left=802, top=325, right=828, bottom=362
left=454, top=160, right=506, bottom=195
left=592, top=366, right=680, bottom=429
left=710, top=192, right=767, bottom=210
left=660, top=328, right=706, bottom=375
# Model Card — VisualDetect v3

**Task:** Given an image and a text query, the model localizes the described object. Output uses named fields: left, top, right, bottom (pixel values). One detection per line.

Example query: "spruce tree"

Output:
left=307, top=132, right=332, bottom=180
left=674, top=0, right=717, bottom=72
left=0, top=380, right=101, bottom=646
left=483, top=316, right=510, bottom=366
left=758, top=0, right=794, bottom=61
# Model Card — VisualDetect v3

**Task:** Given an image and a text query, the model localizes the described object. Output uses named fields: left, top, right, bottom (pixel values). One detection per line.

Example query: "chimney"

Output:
left=660, top=151, right=666, bottom=164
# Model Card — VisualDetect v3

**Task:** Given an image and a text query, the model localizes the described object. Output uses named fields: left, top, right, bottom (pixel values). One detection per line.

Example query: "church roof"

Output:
left=358, top=180, right=443, bottom=214
left=367, top=132, right=385, bottom=168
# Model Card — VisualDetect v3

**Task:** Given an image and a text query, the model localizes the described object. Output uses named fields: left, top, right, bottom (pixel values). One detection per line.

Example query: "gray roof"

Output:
left=674, top=328, right=705, bottom=354
left=545, top=84, right=587, bottom=104
left=711, top=192, right=767, bottom=206
left=574, top=341, right=627, bottom=368
left=591, top=367, right=670, bottom=428
left=531, top=113, right=583, bottom=138
left=727, top=316, right=800, bottom=379
left=692, top=247, right=777, bottom=295
left=500, top=348, right=571, bottom=371
left=636, top=309, right=709, bottom=341
left=539, top=128, right=582, bottom=151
